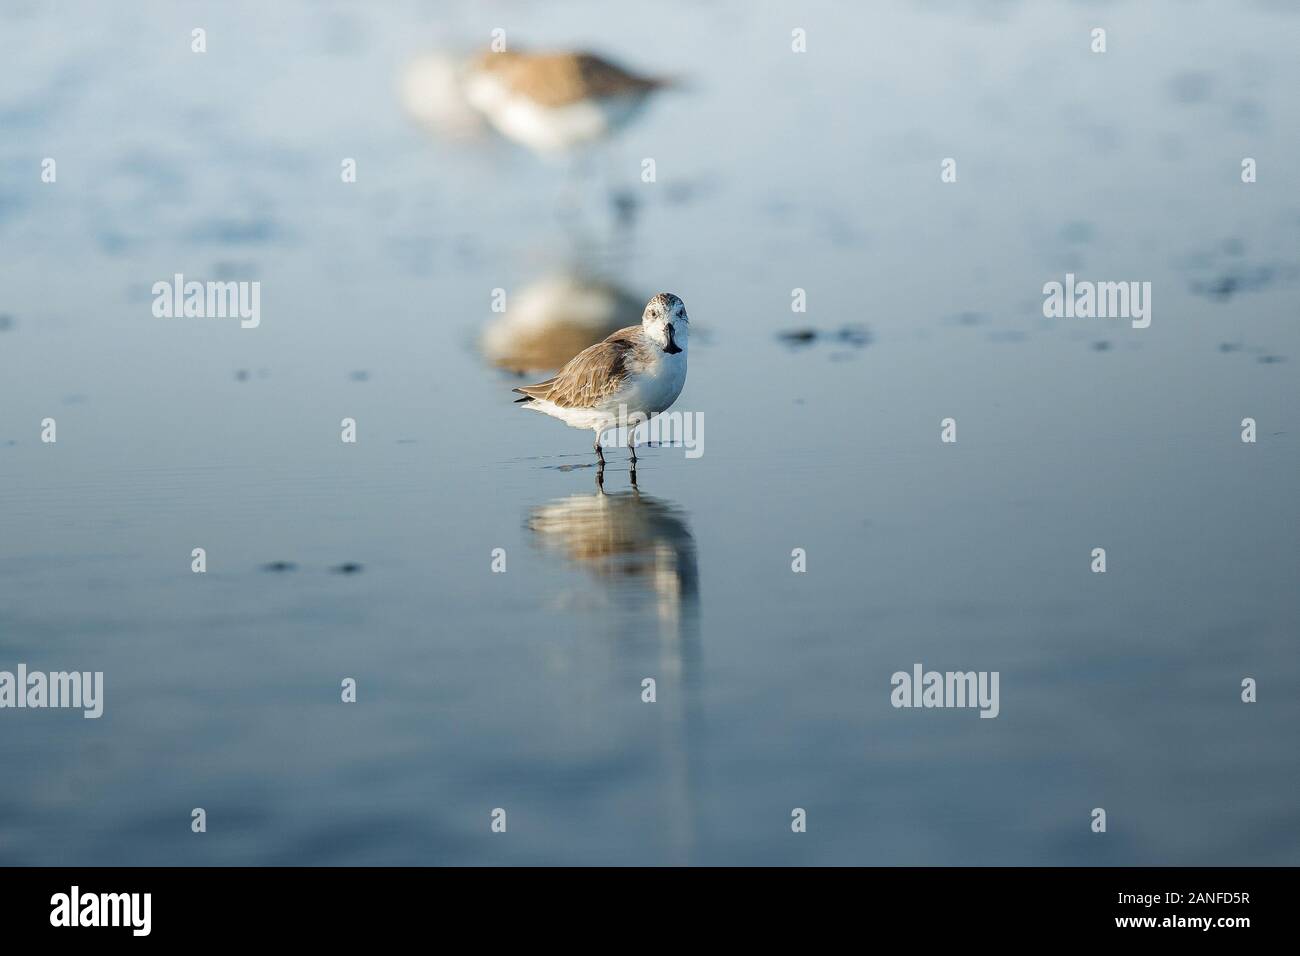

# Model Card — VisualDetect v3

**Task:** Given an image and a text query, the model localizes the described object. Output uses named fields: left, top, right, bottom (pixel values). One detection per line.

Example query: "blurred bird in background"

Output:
left=401, top=47, right=675, bottom=218
left=403, top=48, right=670, bottom=152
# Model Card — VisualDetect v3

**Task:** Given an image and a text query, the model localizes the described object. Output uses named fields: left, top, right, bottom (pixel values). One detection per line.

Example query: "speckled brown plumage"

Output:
left=473, top=51, right=664, bottom=107
left=513, top=326, right=654, bottom=408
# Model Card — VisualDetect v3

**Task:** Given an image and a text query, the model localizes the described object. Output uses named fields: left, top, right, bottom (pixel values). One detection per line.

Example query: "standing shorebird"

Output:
left=513, top=293, right=689, bottom=464
left=462, top=50, right=669, bottom=154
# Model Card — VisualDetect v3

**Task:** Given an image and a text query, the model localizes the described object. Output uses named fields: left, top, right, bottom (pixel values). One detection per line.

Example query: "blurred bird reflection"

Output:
left=481, top=274, right=644, bottom=375
left=527, top=469, right=701, bottom=861
left=527, top=469, right=698, bottom=631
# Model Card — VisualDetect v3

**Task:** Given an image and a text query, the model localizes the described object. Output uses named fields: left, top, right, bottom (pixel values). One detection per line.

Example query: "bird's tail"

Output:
left=512, top=379, right=555, bottom=404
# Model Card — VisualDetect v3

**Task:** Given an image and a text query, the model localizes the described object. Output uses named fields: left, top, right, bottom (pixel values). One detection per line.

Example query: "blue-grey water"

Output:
left=1, top=0, right=1298, bottom=865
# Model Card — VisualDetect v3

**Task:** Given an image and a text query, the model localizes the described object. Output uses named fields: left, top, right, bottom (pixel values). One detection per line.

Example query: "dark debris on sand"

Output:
left=777, top=325, right=871, bottom=349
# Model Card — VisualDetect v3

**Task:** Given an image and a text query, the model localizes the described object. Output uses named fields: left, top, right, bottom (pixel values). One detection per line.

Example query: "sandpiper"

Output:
left=513, top=293, right=689, bottom=463
left=462, top=50, right=669, bottom=154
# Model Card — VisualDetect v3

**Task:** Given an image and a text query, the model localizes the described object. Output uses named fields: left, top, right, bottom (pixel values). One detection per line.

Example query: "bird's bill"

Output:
left=665, top=324, right=683, bottom=354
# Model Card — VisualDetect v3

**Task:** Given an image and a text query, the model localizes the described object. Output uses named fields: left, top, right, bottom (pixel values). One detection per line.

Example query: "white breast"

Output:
left=621, top=351, right=687, bottom=416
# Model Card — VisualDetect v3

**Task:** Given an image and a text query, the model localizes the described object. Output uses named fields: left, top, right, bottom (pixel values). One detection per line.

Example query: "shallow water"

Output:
left=1, top=1, right=1298, bottom=865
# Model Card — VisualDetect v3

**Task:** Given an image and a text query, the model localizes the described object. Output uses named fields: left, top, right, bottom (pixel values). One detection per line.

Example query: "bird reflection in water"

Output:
left=481, top=274, right=644, bottom=377
left=529, top=464, right=697, bottom=626
left=526, top=464, right=701, bottom=861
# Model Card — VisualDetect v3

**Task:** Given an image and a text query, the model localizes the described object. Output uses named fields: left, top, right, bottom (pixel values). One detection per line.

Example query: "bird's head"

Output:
left=642, top=293, right=688, bottom=354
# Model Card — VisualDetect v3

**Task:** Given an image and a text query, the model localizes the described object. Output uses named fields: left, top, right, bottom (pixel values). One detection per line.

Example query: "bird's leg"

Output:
left=629, top=459, right=638, bottom=488
left=594, top=433, right=605, bottom=465
left=558, top=153, right=585, bottom=224
left=595, top=460, right=606, bottom=492
left=628, top=435, right=637, bottom=464
left=604, top=142, right=639, bottom=228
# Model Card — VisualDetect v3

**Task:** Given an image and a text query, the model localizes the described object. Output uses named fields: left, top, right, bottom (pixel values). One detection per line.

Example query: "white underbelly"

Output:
left=524, top=400, right=616, bottom=431
left=466, top=73, right=646, bottom=153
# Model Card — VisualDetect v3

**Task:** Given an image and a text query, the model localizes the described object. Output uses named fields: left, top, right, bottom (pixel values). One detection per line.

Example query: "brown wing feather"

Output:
left=480, top=52, right=661, bottom=107
left=512, top=327, right=640, bottom=408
